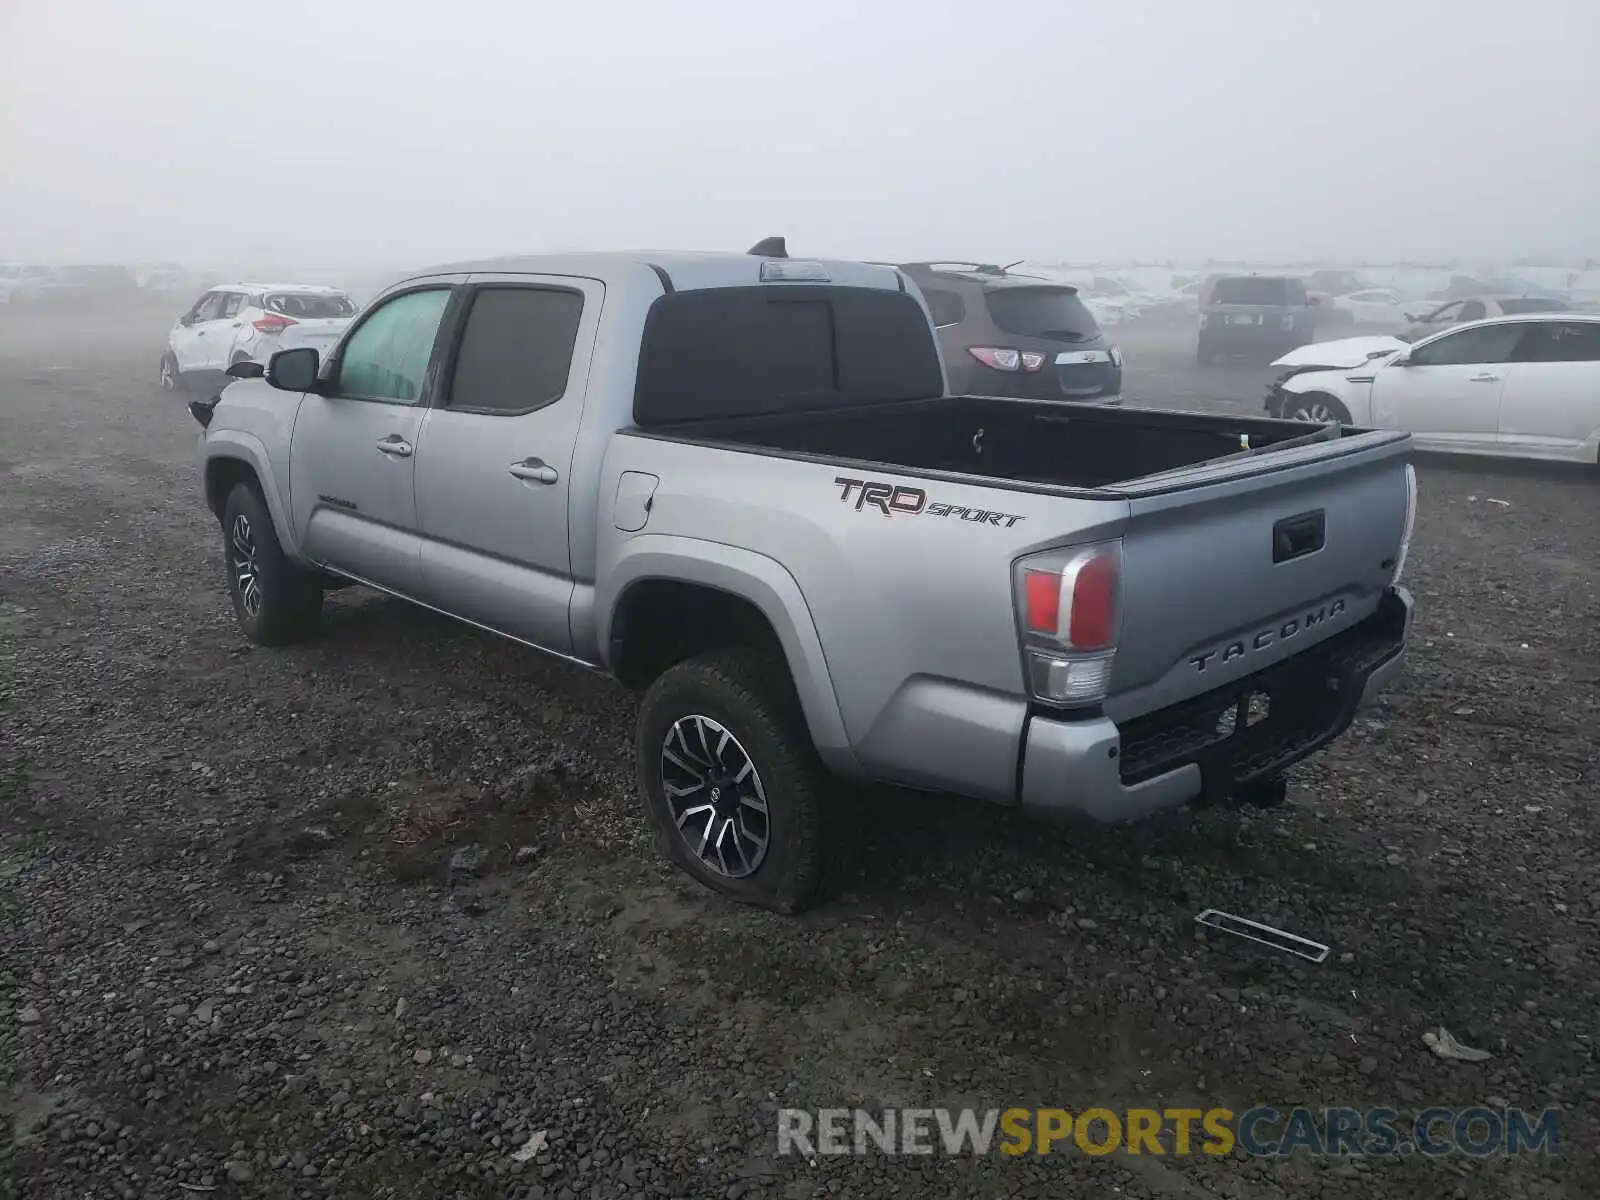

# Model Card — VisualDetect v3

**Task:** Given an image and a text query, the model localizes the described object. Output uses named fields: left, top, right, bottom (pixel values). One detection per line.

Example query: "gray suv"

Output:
left=898, top=262, right=1123, bottom=403
left=1198, top=274, right=1318, bottom=364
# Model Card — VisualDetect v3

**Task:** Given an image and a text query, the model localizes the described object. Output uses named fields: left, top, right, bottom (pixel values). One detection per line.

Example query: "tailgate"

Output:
left=279, top=317, right=350, bottom=352
left=1103, top=429, right=1413, bottom=723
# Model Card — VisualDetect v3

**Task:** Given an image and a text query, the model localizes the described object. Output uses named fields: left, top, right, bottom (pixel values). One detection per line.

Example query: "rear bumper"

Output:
left=1019, top=586, right=1413, bottom=822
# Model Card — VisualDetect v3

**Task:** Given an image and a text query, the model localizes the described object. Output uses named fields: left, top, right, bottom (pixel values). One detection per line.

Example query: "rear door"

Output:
left=1498, top=321, right=1600, bottom=456
left=1367, top=320, right=1522, bottom=449
left=287, top=283, right=456, bottom=594
left=206, top=291, right=247, bottom=369
left=411, top=273, right=601, bottom=653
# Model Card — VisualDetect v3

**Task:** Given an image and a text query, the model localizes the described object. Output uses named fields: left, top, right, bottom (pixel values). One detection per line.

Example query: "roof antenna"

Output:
left=747, top=236, right=788, bottom=258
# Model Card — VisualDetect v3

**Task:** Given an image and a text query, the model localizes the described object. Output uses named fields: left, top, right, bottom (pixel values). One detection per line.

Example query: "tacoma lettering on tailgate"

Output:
left=833, top=477, right=1026, bottom=528
left=1188, top=599, right=1348, bottom=673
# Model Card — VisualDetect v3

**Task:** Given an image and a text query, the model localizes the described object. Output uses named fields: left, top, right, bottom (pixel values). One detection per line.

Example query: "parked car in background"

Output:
left=1197, top=274, right=1318, bottom=364
left=1398, top=294, right=1568, bottom=342
left=161, top=283, right=358, bottom=392
left=1266, top=313, right=1600, bottom=464
left=1332, top=289, right=1406, bottom=326
left=11, top=264, right=139, bottom=306
left=898, top=261, right=1123, bottom=404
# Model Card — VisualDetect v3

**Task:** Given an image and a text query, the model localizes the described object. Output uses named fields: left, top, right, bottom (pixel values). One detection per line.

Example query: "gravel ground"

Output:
left=2, top=298, right=1597, bottom=1199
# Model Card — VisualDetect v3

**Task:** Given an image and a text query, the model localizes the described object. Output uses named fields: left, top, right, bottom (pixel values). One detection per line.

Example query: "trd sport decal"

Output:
left=833, top=477, right=1026, bottom=528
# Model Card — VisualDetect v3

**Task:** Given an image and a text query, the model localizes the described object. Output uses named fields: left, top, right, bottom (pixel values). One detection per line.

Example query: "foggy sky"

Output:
left=3, top=0, right=1596, bottom=268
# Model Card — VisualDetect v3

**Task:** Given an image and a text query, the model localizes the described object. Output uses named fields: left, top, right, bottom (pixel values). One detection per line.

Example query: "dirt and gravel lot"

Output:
left=2, top=296, right=1597, bottom=1199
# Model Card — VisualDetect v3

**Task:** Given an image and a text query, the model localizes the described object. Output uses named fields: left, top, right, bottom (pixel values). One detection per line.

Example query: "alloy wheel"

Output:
left=230, top=514, right=262, bottom=617
left=660, top=714, right=770, bottom=878
left=1290, top=400, right=1340, bottom=423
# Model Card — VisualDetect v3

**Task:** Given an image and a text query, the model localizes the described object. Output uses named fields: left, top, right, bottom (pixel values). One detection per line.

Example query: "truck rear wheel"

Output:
left=221, top=482, right=323, bottom=646
left=636, top=648, right=830, bottom=914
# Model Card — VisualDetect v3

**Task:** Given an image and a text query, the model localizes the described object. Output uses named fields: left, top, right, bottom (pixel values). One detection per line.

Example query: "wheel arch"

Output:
left=202, top=435, right=301, bottom=558
left=600, top=537, right=860, bottom=778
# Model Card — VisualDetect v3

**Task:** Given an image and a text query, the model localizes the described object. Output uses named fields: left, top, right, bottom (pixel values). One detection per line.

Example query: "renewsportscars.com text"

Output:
left=777, top=1106, right=1560, bottom=1159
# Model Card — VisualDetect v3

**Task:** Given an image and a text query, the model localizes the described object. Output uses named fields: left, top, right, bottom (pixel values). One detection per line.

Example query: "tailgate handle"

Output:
left=1273, top=510, right=1325, bottom=563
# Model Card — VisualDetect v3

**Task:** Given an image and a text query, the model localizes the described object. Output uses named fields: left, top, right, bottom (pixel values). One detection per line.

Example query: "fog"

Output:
left=3, top=0, right=1597, bottom=269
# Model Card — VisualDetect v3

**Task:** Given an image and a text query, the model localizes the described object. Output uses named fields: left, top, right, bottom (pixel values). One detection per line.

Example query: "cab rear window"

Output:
left=634, top=286, right=944, bottom=424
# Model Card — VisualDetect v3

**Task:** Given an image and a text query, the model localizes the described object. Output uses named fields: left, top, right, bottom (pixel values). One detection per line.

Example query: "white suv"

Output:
left=161, top=284, right=357, bottom=391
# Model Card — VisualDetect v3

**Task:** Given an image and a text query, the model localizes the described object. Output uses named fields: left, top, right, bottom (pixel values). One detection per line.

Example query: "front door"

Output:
left=1497, top=320, right=1600, bottom=457
left=1369, top=320, right=1522, bottom=450
left=173, top=291, right=224, bottom=373
left=287, top=284, right=456, bottom=595
left=412, top=275, right=601, bottom=655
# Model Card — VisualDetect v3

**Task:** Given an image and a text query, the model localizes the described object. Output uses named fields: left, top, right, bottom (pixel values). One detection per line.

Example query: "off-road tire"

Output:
left=221, top=482, right=323, bottom=646
left=636, top=648, right=831, bottom=914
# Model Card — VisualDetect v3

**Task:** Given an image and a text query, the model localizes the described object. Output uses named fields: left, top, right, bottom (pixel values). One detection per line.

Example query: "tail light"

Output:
left=1391, top=464, right=1418, bottom=585
left=969, top=347, right=1047, bottom=373
left=253, top=314, right=298, bottom=334
left=1014, top=541, right=1123, bottom=707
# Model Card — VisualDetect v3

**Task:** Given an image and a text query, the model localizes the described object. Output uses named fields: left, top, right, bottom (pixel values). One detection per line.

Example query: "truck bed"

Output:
left=643, top=394, right=1342, bottom=491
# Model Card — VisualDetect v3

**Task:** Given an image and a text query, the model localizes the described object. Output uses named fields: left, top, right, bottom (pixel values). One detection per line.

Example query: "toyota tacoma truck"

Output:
left=190, top=238, right=1418, bottom=914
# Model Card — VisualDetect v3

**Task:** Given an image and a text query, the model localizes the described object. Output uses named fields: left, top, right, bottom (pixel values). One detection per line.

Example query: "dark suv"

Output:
left=1197, top=274, right=1318, bottom=364
left=896, top=262, right=1122, bottom=403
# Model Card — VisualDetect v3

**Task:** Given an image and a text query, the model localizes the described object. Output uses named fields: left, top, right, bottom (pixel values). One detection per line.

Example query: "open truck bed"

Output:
left=640, top=394, right=1348, bottom=492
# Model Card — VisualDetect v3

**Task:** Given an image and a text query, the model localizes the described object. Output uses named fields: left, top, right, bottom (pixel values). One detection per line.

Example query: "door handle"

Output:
left=1469, top=374, right=1500, bottom=383
left=509, top=458, right=559, bottom=485
left=375, top=436, right=414, bottom=457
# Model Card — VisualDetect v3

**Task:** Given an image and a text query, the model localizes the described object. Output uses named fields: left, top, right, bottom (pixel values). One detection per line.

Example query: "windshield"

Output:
left=983, top=286, right=1101, bottom=342
left=266, top=292, right=357, bottom=318
left=1211, top=277, right=1307, bottom=306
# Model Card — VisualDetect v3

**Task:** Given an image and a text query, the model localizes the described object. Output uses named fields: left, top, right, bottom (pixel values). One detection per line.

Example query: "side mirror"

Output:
left=179, top=314, right=195, bottom=327
left=266, top=346, right=321, bottom=393
left=225, top=358, right=264, bottom=380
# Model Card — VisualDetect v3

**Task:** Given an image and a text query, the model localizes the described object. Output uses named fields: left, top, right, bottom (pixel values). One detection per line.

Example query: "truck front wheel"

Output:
left=636, top=648, right=830, bottom=914
left=221, top=482, right=323, bottom=646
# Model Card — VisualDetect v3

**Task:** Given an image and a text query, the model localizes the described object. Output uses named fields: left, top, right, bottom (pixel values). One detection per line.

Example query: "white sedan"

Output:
left=161, top=283, right=357, bottom=392
left=1331, top=288, right=1405, bottom=325
left=1264, top=313, right=1600, bottom=464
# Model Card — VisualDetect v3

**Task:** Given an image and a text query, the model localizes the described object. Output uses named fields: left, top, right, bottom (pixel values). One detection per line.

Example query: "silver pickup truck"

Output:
left=190, top=242, right=1417, bottom=913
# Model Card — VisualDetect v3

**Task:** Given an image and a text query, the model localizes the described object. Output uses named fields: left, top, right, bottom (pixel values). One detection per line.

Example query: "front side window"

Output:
left=335, top=288, right=452, bottom=403
left=444, top=286, right=585, bottom=414
left=1408, top=321, right=1524, bottom=367
left=219, top=293, right=244, bottom=319
left=191, top=292, right=224, bottom=322
left=1458, top=300, right=1488, bottom=321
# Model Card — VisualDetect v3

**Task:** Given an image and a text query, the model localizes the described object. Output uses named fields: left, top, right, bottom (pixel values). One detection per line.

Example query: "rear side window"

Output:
left=1211, top=277, right=1306, bottom=306
left=267, top=292, right=358, bottom=318
left=444, top=286, right=585, bottom=414
left=922, top=287, right=966, bottom=327
left=634, top=286, right=944, bottom=424
left=1511, top=321, right=1600, bottom=363
left=1499, top=298, right=1567, bottom=315
left=983, top=286, right=1100, bottom=341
